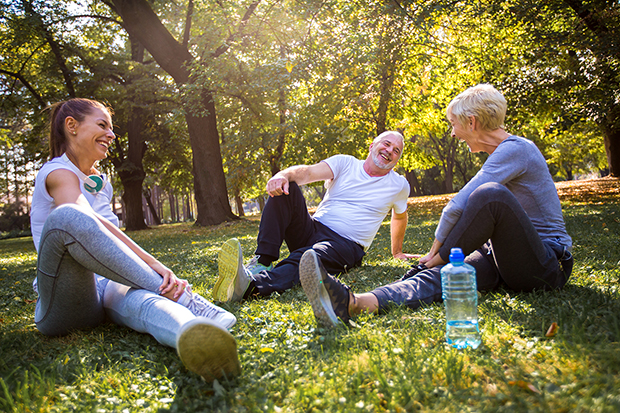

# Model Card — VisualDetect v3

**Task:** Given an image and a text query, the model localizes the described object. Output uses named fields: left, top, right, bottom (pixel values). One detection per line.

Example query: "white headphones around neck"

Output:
left=61, top=153, right=107, bottom=194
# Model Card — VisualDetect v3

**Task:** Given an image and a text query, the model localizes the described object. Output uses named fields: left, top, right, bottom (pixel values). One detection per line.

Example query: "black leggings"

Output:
left=372, top=182, right=572, bottom=311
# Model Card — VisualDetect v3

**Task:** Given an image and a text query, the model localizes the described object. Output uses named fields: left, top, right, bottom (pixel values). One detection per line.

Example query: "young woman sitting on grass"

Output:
left=300, top=84, right=574, bottom=328
left=30, top=98, right=240, bottom=382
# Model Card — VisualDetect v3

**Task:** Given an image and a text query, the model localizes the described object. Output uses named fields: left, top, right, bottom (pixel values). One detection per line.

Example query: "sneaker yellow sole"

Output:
left=213, top=238, right=243, bottom=302
left=176, top=318, right=241, bottom=383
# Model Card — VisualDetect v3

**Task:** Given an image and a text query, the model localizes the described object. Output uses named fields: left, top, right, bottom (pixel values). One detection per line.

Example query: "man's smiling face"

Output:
left=370, top=133, right=403, bottom=170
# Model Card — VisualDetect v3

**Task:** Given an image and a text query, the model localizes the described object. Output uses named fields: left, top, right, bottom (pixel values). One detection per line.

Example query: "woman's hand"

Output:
left=419, top=252, right=435, bottom=265
left=150, top=261, right=188, bottom=300
left=419, top=238, right=445, bottom=268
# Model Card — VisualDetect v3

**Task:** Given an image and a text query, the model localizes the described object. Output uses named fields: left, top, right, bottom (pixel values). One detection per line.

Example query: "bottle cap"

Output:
left=449, top=248, right=465, bottom=263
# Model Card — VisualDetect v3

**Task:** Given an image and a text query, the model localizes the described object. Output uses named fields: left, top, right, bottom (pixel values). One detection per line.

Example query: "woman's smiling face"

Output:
left=66, top=107, right=116, bottom=161
left=448, top=113, right=483, bottom=153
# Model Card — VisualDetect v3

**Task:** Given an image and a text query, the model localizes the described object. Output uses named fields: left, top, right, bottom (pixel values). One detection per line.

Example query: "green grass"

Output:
left=1, top=180, right=619, bottom=412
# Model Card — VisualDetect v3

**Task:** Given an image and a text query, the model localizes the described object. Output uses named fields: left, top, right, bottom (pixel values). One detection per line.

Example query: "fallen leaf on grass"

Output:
left=546, top=322, right=559, bottom=337
left=260, top=347, right=275, bottom=353
left=508, top=380, right=540, bottom=393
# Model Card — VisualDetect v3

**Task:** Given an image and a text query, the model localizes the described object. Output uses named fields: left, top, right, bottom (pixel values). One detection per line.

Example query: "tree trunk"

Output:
left=143, top=187, right=162, bottom=225
left=257, top=195, right=266, bottom=212
left=234, top=192, right=245, bottom=217
left=444, top=152, right=454, bottom=194
left=177, top=194, right=182, bottom=221
left=185, top=96, right=236, bottom=225
left=168, top=190, right=176, bottom=222
left=117, top=102, right=148, bottom=230
left=110, top=0, right=236, bottom=226
left=603, top=117, right=620, bottom=177
left=120, top=198, right=126, bottom=227
left=405, top=170, right=422, bottom=197
left=109, top=34, right=149, bottom=231
left=181, top=193, right=194, bottom=221
left=121, top=179, right=146, bottom=229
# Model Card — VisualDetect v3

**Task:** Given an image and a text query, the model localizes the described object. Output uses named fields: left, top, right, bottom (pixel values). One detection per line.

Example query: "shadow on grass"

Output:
left=481, top=282, right=620, bottom=371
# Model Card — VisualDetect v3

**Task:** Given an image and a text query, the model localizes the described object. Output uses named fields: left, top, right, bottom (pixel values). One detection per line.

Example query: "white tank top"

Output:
left=30, top=155, right=119, bottom=251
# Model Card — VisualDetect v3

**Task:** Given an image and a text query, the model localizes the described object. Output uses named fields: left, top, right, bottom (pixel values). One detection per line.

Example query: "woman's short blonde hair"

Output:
left=446, top=84, right=507, bottom=131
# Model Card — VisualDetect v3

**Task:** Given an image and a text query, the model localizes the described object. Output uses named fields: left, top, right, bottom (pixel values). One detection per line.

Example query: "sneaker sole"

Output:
left=214, top=238, right=243, bottom=302
left=299, top=250, right=340, bottom=328
left=176, top=318, right=241, bottom=383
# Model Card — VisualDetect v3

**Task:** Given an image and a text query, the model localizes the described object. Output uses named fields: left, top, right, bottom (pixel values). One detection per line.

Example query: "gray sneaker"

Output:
left=176, top=317, right=241, bottom=383
left=245, top=256, right=273, bottom=275
left=184, top=288, right=237, bottom=329
left=214, top=238, right=250, bottom=303
left=299, top=249, right=351, bottom=328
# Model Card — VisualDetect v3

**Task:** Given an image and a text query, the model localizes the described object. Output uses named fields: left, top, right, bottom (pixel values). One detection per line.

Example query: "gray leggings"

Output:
left=34, top=204, right=194, bottom=347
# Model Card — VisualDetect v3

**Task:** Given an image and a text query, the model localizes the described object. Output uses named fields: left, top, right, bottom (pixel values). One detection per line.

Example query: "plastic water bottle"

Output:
left=441, top=248, right=481, bottom=349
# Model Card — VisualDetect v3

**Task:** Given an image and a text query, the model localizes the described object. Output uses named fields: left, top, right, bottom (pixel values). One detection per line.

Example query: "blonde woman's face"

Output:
left=449, top=114, right=469, bottom=141
left=449, top=114, right=482, bottom=153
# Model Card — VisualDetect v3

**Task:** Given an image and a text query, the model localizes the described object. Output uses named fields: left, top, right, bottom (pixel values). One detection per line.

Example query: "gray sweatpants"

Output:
left=34, top=204, right=194, bottom=347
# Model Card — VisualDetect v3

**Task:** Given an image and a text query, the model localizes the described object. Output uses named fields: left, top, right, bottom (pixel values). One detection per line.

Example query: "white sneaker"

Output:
left=184, top=287, right=237, bottom=329
left=176, top=317, right=241, bottom=382
left=214, top=238, right=250, bottom=303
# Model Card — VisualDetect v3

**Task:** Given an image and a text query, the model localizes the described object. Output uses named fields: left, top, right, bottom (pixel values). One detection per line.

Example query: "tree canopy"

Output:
left=0, top=0, right=615, bottom=229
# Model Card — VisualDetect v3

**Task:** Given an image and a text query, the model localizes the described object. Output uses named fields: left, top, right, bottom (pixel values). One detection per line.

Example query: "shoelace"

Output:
left=322, top=273, right=351, bottom=322
left=245, top=255, right=260, bottom=274
left=245, top=256, right=262, bottom=272
left=326, top=274, right=351, bottom=296
left=187, top=293, right=223, bottom=318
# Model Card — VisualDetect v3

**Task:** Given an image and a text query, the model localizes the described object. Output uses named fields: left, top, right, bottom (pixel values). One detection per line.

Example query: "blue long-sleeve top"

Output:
left=435, top=135, right=572, bottom=249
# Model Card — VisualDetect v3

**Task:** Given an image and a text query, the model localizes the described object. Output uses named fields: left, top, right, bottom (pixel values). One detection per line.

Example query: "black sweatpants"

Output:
left=250, top=182, right=365, bottom=297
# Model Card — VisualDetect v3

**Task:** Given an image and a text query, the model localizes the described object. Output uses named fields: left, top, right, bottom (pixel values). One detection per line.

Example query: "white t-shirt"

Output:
left=312, top=154, right=409, bottom=249
left=30, top=154, right=119, bottom=251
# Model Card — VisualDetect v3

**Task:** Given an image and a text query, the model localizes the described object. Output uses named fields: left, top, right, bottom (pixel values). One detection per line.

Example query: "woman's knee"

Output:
left=470, top=182, right=511, bottom=201
left=47, top=203, right=94, bottom=223
left=44, top=204, right=97, bottom=230
left=43, top=204, right=100, bottom=236
left=38, top=205, right=104, bottom=257
left=467, top=182, right=519, bottom=211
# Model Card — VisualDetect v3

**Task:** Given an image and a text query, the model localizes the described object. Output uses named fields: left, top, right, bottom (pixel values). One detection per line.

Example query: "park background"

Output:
left=1, top=0, right=620, bottom=412
left=1, top=0, right=619, bottom=233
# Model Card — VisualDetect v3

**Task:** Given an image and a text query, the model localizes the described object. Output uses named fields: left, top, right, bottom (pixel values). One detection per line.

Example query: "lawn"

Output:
left=1, top=178, right=619, bottom=412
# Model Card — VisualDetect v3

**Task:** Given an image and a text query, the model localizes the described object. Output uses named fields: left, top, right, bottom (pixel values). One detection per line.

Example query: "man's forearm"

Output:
left=276, top=165, right=312, bottom=186
left=390, top=212, right=408, bottom=256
